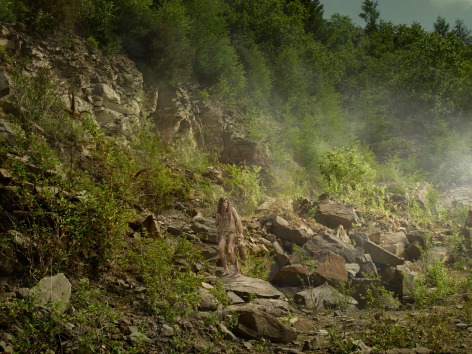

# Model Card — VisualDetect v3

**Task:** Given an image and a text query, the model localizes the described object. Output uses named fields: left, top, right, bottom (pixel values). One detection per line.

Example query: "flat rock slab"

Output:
left=221, top=274, right=285, bottom=299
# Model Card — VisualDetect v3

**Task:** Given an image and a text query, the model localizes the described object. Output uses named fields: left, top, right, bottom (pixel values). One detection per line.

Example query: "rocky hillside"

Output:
left=1, top=25, right=472, bottom=354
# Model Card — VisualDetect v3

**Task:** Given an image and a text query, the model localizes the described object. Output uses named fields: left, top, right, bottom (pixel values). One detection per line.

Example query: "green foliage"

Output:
left=359, top=0, right=380, bottom=33
left=189, top=0, right=246, bottom=98
left=363, top=319, right=418, bottom=351
left=241, top=253, right=270, bottom=280
left=411, top=257, right=457, bottom=308
left=333, top=280, right=357, bottom=311
left=0, top=0, right=16, bottom=22
left=86, top=35, right=100, bottom=50
left=10, top=68, right=65, bottom=138
left=319, top=146, right=375, bottom=193
left=208, top=279, right=232, bottom=307
left=362, top=281, right=400, bottom=310
left=171, top=137, right=215, bottom=173
left=237, top=44, right=272, bottom=110
left=328, top=327, right=360, bottom=354
left=129, top=128, right=191, bottom=212
left=0, top=296, right=67, bottom=353
left=77, top=0, right=115, bottom=46
left=126, top=237, right=204, bottom=323
left=14, top=0, right=80, bottom=31
left=221, top=164, right=266, bottom=215
left=148, top=0, right=194, bottom=83
left=0, top=278, right=145, bottom=353
left=319, top=146, right=387, bottom=209
left=3, top=69, right=192, bottom=278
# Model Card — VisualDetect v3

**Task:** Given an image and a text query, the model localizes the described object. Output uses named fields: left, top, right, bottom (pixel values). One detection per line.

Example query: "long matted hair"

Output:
left=217, top=196, right=231, bottom=216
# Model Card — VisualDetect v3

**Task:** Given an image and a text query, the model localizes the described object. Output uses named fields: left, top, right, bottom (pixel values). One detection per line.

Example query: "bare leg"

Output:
left=218, top=236, right=229, bottom=275
left=227, top=237, right=240, bottom=275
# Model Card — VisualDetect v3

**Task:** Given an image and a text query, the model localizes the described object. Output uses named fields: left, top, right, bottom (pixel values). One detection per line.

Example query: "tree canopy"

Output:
left=4, top=0, right=472, bottom=187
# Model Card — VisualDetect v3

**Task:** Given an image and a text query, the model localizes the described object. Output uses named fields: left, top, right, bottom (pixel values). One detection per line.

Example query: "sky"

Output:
left=321, top=0, right=472, bottom=31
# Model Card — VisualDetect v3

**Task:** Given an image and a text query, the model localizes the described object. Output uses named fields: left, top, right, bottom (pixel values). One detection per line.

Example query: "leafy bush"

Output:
left=0, top=278, right=145, bottom=353
left=241, top=253, right=271, bottom=280
left=77, top=0, right=115, bottom=46
left=0, top=0, right=15, bottom=22
left=362, top=282, right=400, bottom=310
left=221, top=164, right=266, bottom=215
left=13, top=0, right=80, bottom=31
left=363, top=320, right=419, bottom=351
left=147, top=0, right=194, bottom=83
left=319, top=145, right=386, bottom=209
left=126, top=238, right=204, bottom=323
left=237, top=44, right=272, bottom=110
left=319, top=146, right=375, bottom=193
left=129, top=128, right=191, bottom=212
left=411, top=255, right=457, bottom=308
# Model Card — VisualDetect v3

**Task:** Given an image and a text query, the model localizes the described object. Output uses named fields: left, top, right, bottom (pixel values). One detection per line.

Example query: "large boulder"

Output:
left=349, top=278, right=400, bottom=309
left=316, top=202, right=356, bottom=230
left=312, top=251, right=348, bottom=285
left=363, top=241, right=405, bottom=266
left=271, top=216, right=312, bottom=246
left=250, top=298, right=292, bottom=318
left=28, top=273, right=71, bottom=312
left=269, top=264, right=311, bottom=287
left=221, top=274, right=285, bottom=300
left=379, top=231, right=409, bottom=258
left=0, top=118, right=17, bottom=146
left=381, top=263, right=420, bottom=299
left=294, top=282, right=358, bottom=311
left=223, top=304, right=297, bottom=343
left=302, top=233, right=361, bottom=263
left=356, top=254, right=378, bottom=278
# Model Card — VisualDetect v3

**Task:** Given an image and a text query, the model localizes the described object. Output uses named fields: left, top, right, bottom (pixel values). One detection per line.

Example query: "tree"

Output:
left=452, top=19, right=472, bottom=45
left=433, top=16, right=449, bottom=37
left=359, top=0, right=379, bottom=34
left=295, top=0, right=325, bottom=36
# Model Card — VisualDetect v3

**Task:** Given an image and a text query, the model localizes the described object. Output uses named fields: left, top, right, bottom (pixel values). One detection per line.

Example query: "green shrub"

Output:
left=171, top=137, right=215, bottom=174
left=221, top=164, right=266, bottom=215
left=126, top=238, right=204, bottom=323
left=188, top=0, right=247, bottom=101
left=77, top=0, right=115, bottom=46
left=148, top=0, right=194, bottom=83
left=0, top=0, right=16, bottom=22
left=14, top=0, right=81, bottom=31
left=0, top=278, right=144, bottom=353
left=328, top=327, right=360, bottom=354
left=363, top=319, right=419, bottom=351
left=319, top=145, right=386, bottom=209
left=129, top=128, right=191, bottom=212
left=362, top=282, right=400, bottom=310
left=241, top=253, right=271, bottom=280
left=319, top=146, right=376, bottom=194
left=411, top=256, right=457, bottom=307
left=237, top=44, right=272, bottom=110
left=1, top=296, right=68, bottom=353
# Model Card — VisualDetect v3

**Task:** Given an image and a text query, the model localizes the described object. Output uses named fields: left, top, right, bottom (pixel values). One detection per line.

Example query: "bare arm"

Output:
left=231, top=207, right=244, bottom=236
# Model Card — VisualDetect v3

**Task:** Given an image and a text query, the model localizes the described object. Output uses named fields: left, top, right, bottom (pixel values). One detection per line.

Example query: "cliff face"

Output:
left=0, top=24, right=268, bottom=167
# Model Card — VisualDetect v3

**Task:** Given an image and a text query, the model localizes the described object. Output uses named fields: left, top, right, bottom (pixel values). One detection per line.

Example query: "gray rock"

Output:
left=316, top=202, right=356, bottom=230
left=28, top=273, right=71, bottom=312
left=364, top=241, right=404, bottom=266
left=294, top=282, right=358, bottom=311
left=198, top=288, right=218, bottom=311
left=222, top=274, right=285, bottom=300
left=223, top=304, right=297, bottom=343
left=303, top=233, right=361, bottom=263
